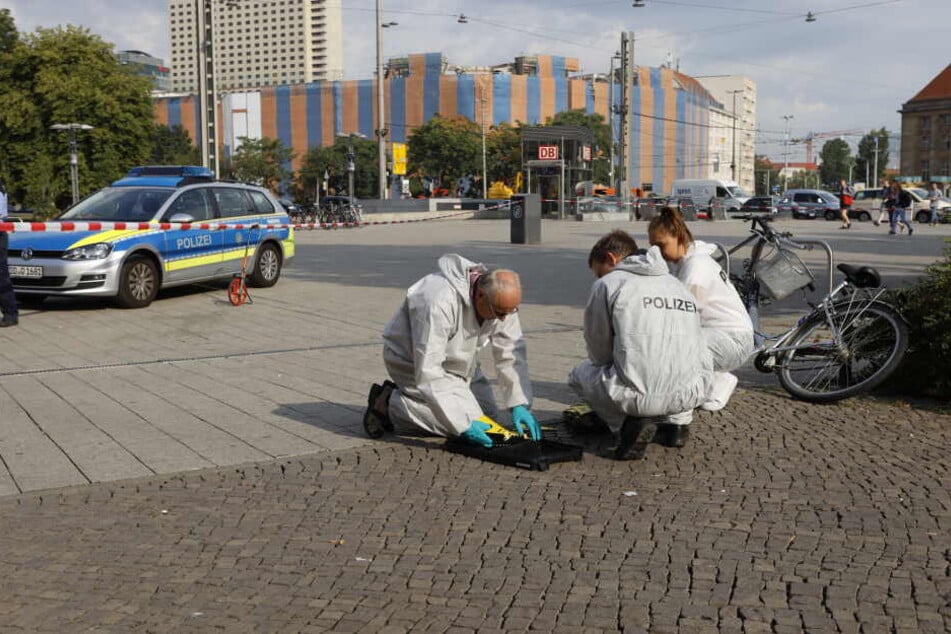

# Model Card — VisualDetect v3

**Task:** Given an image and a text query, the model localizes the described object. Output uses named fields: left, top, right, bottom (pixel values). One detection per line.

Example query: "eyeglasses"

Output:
left=486, top=302, right=519, bottom=320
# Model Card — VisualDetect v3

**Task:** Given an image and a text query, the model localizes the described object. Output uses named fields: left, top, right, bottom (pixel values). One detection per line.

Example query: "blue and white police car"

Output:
left=7, top=166, right=295, bottom=308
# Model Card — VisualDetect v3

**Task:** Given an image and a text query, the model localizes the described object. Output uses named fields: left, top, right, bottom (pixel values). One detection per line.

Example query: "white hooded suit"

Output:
left=569, top=247, right=713, bottom=432
left=382, top=254, right=533, bottom=437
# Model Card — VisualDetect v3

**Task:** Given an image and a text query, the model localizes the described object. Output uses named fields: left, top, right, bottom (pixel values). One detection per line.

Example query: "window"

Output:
left=248, top=191, right=276, bottom=214
left=214, top=188, right=255, bottom=217
left=165, top=189, right=214, bottom=221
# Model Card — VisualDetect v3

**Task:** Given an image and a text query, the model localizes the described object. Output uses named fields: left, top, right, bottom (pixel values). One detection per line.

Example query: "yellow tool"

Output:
left=475, top=414, right=522, bottom=441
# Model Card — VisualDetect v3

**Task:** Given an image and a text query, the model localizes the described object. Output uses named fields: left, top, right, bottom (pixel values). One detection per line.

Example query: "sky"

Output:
left=3, top=0, right=946, bottom=166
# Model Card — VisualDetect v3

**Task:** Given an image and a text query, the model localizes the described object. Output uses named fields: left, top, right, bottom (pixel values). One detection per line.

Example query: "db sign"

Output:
left=582, top=145, right=591, bottom=161
left=538, top=145, right=558, bottom=160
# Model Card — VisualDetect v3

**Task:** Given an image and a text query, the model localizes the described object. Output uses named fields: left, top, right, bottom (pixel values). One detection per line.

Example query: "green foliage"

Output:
left=228, top=137, right=294, bottom=193
left=408, top=115, right=481, bottom=187
left=0, top=22, right=154, bottom=216
left=854, top=128, right=890, bottom=186
left=818, top=138, right=852, bottom=186
left=754, top=155, right=780, bottom=195
left=295, top=136, right=378, bottom=201
left=893, top=241, right=951, bottom=398
left=545, top=109, right=611, bottom=184
left=0, top=8, right=18, bottom=54
left=149, top=124, right=200, bottom=166
left=485, top=122, right=521, bottom=187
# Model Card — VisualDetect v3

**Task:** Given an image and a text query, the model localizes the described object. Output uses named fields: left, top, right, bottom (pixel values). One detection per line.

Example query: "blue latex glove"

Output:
left=461, top=420, right=494, bottom=448
left=511, top=405, right=541, bottom=441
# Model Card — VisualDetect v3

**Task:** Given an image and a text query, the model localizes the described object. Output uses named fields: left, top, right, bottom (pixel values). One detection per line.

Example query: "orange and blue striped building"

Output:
left=154, top=53, right=720, bottom=195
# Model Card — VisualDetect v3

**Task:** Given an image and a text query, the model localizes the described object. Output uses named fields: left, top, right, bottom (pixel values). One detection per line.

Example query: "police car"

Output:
left=7, top=166, right=295, bottom=308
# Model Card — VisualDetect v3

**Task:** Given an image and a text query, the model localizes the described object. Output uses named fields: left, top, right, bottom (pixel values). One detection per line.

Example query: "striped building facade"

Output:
left=154, top=53, right=719, bottom=196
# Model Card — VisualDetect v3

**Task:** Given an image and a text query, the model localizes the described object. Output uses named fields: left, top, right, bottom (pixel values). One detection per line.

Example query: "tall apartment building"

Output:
left=167, top=0, right=343, bottom=93
left=696, top=75, right=757, bottom=194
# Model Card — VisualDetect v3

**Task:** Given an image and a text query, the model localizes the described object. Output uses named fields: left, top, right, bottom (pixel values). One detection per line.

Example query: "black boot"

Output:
left=362, top=381, right=396, bottom=438
left=655, top=423, right=690, bottom=448
left=614, top=417, right=657, bottom=461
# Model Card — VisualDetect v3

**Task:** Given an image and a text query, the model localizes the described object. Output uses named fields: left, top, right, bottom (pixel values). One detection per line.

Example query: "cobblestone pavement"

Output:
left=0, top=387, right=947, bottom=633
left=0, top=218, right=949, bottom=632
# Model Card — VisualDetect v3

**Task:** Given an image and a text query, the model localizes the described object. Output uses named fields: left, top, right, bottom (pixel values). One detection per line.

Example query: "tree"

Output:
left=818, top=138, right=852, bottom=187
left=228, top=137, right=294, bottom=193
left=407, top=115, right=481, bottom=189
left=485, top=122, right=522, bottom=188
left=149, top=124, right=200, bottom=166
left=545, top=109, right=611, bottom=184
left=0, top=8, right=18, bottom=55
left=854, top=128, right=890, bottom=187
left=0, top=23, right=154, bottom=216
left=754, top=155, right=780, bottom=195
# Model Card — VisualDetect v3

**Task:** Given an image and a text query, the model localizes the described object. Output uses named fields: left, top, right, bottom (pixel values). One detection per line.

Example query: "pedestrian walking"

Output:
left=0, top=180, right=19, bottom=327
left=927, top=182, right=941, bottom=226
left=888, top=182, right=914, bottom=236
left=838, top=179, right=855, bottom=229
left=874, top=178, right=891, bottom=227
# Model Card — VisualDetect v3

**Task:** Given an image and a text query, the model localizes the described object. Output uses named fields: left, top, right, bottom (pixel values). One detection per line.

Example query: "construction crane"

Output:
left=789, top=129, right=863, bottom=164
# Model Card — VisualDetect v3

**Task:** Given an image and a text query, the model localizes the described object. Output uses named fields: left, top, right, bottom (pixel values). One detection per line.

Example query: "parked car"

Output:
left=634, top=197, right=662, bottom=220
left=851, top=186, right=951, bottom=223
left=6, top=165, right=295, bottom=308
left=776, top=189, right=840, bottom=220
left=739, top=196, right=778, bottom=215
left=575, top=196, right=623, bottom=215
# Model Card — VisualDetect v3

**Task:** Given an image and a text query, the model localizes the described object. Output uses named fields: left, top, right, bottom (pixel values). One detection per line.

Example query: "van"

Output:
left=670, top=179, right=750, bottom=212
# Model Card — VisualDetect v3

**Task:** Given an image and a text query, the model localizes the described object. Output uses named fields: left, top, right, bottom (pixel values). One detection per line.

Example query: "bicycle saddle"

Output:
left=837, top=264, right=881, bottom=288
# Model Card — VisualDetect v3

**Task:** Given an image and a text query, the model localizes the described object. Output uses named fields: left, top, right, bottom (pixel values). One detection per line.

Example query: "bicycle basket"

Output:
left=753, top=246, right=814, bottom=300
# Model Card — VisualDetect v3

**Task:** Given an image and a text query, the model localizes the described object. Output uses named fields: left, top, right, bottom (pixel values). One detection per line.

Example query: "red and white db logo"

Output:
left=538, top=145, right=558, bottom=160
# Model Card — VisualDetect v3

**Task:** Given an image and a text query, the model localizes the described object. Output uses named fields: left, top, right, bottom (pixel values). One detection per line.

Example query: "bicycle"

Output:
left=721, top=214, right=909, bottom=403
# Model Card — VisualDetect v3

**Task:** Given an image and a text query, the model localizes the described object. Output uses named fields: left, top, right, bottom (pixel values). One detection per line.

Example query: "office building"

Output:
left=167, top=0, right=343, bottom=92
left=696, top=75, right=757, bottom=194
left=155, top=52, right=724, bottom=197
left=118, top=50, right=172, bottom=92
left=899, top=63, right=951, bottom=183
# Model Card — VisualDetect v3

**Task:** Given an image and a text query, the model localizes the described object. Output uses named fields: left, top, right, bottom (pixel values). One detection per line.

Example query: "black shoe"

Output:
left=563, top=402, right=609, bottom=433
left=363, top=382, right=395, bottom=439
left=654, top=423, right=690, bottom=448
left=0, top=316, right=18, bottom=328
left=614, top=418, right=657, bottom=461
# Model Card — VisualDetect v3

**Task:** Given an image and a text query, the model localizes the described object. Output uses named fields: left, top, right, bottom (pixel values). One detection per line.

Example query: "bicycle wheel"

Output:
left=777, top=301, right=908, bottom=402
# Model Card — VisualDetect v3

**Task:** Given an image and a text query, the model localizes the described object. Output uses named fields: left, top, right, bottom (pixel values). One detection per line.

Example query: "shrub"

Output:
left=892, top=240, right=951, bottom=399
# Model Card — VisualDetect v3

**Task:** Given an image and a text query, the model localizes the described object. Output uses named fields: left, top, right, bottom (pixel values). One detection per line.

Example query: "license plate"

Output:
left=9, top=265, right=43, bottom=279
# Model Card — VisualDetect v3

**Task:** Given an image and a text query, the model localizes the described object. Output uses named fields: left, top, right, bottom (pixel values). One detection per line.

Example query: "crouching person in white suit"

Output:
left=648, top=207, right=754, bottom=421
left=362, top=254, right=541, bottom=448
left=569, top=230, right=713, bottom=460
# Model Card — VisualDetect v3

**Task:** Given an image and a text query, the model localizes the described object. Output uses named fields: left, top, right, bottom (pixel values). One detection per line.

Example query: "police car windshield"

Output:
left=58, top=187, right=173, bottom=221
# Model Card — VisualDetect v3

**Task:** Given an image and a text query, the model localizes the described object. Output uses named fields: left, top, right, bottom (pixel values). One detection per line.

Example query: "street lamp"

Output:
left=50, top=123, right=94, bottom=206
left=729, top=89, right=742, bottom=183
left=608, top=51, right=620, bottom=194
left=479, top=82, right=488, bottom=199
left=375, top=0, right=388, bottom=199
left=782, top=114, right=794, bottom=192
left=338, top=133, right=366, bottom=201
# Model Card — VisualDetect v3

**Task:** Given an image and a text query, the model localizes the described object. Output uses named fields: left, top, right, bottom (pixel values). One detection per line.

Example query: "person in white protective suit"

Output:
left=569, top=230, right=713, bottom=460
left=648, top=207, right=754, bottom=423
left=362, top=254, right=541, bottom=448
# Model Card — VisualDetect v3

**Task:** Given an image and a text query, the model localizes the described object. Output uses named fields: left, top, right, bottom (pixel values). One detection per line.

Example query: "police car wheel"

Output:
left=249, top=243, right=282, bottom=288
left=116, top=256, right=159, bottom=308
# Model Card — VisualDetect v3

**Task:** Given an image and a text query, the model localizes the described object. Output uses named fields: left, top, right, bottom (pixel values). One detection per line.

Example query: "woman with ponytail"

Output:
left=648, top=206, right=753, bottom=419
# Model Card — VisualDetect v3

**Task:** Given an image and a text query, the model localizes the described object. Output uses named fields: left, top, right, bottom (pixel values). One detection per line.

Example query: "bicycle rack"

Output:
left=713, top=242, right=731, bottom=276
